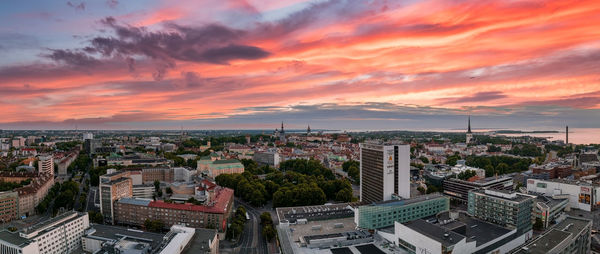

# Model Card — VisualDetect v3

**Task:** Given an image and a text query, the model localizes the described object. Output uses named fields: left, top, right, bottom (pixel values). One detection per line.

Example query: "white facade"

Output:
left=132, top=185, right=154, bottom=199
left=38, top=155, right=54, bottom=176
left=0, top=212, right=89, bottom=254
left=158, top=225, right=195, bottom=254
left=379, top=221, right=529, bottom=254
left=83, top=133, right=94, bottom=140
left=527, top=179, right=599, bottom=212
left=174, top=167, right=194, bottom=182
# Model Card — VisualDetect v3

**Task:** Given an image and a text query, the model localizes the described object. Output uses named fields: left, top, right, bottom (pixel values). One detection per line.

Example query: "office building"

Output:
left=83, top=132, right=93, bottom=140
left=468, top=189, right=534, bottom=235
left=526, top=178, right=600, bottom=212
left=174, top=167, right=194, bottom=182
left=0, top=211, right=89, bottom=254
left=355, top=193, right=449, bottom=230
left=114, top=187, right=234, bottom=232
left=11, top=137, right=25, bottom=148
left=81, top=224, right=217, bottom=254
left=37, top=155, right=54, bottom=176
left=443, top=174, right=513, bottom=202
left=253, top=151, right=280, bottom=168
left=360, top=143, right=410, bottom=203
left=142, top=167, right=174, bottom=183
left=99, top=171, right=133, bottom=224
left=0, top=191, right=18, bottom=223
left=532, top=195, right=568, bottom=229
left=132, top=184, right=154, bottom=199
left=514, top=216, right=591, bottom=254
left=379, top=211, right=531, bottom=254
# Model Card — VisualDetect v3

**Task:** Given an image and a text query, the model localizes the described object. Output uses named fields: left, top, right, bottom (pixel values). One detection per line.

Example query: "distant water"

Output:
left=500, top=128, right=600, bottom=145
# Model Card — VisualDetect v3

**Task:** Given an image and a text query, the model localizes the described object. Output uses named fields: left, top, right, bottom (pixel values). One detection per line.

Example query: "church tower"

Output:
left=466, top=116, right=473, bottom=144
left=280, top=122, right=286, bottom=142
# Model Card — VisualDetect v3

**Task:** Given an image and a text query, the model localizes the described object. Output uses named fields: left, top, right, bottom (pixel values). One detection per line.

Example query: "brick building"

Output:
left=115, top=187, right=234, bottom=232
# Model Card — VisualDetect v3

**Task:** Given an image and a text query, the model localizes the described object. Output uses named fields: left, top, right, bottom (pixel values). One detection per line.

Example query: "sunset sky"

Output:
left=1, top=0, right=599, bottom=130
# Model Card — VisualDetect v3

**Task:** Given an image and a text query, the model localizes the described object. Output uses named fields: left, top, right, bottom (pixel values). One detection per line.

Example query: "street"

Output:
left=235, top=198, right=270, bottom=254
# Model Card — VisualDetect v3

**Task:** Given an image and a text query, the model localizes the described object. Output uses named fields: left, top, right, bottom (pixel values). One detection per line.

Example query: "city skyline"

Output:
left=1, top=0, right=600, bottom=130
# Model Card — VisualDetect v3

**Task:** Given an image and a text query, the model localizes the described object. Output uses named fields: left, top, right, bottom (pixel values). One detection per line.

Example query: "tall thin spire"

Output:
left=281, top=121, right=284, bottom=132
left=467, top=116, right=472, bottom=133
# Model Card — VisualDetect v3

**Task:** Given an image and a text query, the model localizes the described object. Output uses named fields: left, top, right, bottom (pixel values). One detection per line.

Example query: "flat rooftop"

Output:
left=441, top=215, right=513, bottom=247
left=276, top=203, right=359, bottom=224
left=368, top=193, right=445, bottom=207
left=404, top=220, right=465, bottom=247
left=86, top=224, right=166, bottom=250
left=181, top=228, right=218, bottom=254
left=516, top=216, right=591, bottom=254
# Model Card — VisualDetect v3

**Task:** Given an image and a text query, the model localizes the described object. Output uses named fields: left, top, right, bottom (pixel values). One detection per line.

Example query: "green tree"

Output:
left=144, top=219, right=165, bottom=232
left=335, top=188, right=353, bottom=202
left=166, top=187, right=173, bottom=195
left=154, top=180, right=160, bottom=192
left=533, top=218, right=543, bottom=230
left=419, top=156, right=429, bottom=164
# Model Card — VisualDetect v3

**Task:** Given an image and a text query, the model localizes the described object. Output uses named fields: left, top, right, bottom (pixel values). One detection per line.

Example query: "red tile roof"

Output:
left=148, top=187, right=233, bottom=214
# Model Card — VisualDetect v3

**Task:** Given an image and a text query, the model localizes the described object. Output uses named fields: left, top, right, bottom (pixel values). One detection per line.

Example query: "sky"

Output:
left=0, top=0, right=599, bottom=130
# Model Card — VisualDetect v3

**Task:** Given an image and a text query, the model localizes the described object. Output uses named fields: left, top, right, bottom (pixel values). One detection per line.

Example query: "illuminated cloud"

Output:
left=0, top=0, right=599, bottom=129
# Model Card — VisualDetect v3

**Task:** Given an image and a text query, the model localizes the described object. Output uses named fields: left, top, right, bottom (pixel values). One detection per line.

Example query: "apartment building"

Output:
left=0, top=211, right=89, bottom=254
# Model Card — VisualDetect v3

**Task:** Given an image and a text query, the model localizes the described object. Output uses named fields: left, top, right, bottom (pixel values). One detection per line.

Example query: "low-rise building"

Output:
left=443, top=174, right=514, bottom=202
left=379, top=211, right=532, bottom=254
left=513, top=216, right=591, bottom=254
left=0, top=211, right=89, bottom=254
left=526, top=178, right=600, bottom=211
left=355, top=193, right=449, bottom=230
left=532, top=195, right=568, bottom=229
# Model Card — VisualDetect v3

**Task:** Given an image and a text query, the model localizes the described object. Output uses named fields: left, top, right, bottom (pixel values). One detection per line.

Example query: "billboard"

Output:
left=384, top=148, right=395, bottom=175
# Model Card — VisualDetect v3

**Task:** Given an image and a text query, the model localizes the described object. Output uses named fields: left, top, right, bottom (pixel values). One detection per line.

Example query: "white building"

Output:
left=526, top=178, right=599, bottom=212
left=174, top=167, right=194, bottom=182
left=0, top=211, right=89, bottom=254
left=83, top=133, right=94, bottom=140
left=38, top=155, right=54, bottom=176
left=379, top=213, right=530, bottom=254
left=253, top=151, right=281, bottom=168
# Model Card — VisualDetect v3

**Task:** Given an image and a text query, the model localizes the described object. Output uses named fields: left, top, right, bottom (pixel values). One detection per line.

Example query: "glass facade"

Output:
left=357, top=196, right=449, bottom=229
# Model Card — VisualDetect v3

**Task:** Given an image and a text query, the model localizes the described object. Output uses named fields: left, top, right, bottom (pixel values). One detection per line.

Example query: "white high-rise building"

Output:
left=38, top=155, right=54, bottom=176
left=0, top=211, right=89, bottom=254
left=83, top=133, right=94, bottom=140
left=360, top=143, right=410, bottom=203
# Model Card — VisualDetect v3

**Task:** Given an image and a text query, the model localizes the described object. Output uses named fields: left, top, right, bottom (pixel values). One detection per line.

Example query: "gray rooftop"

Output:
left=86, top=224, right=166, bottom=250
left=404, top=219, right=465, bottom=247
left=181, top=228, right=218, bottom=254
left=118, top=197, right=151, bottom=206
left=441, top=215, right=513, bottom=247
left=516, top=216, right=591, bottom=254
left=0, top=230, right=30, bottom=246
left=369, top=193, right=446, bottom=207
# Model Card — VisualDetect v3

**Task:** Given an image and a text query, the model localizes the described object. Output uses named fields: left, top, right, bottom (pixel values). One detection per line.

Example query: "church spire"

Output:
left=467, top=115, right=472, bottom=133
left=281, top=121, right=284, bottom=133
